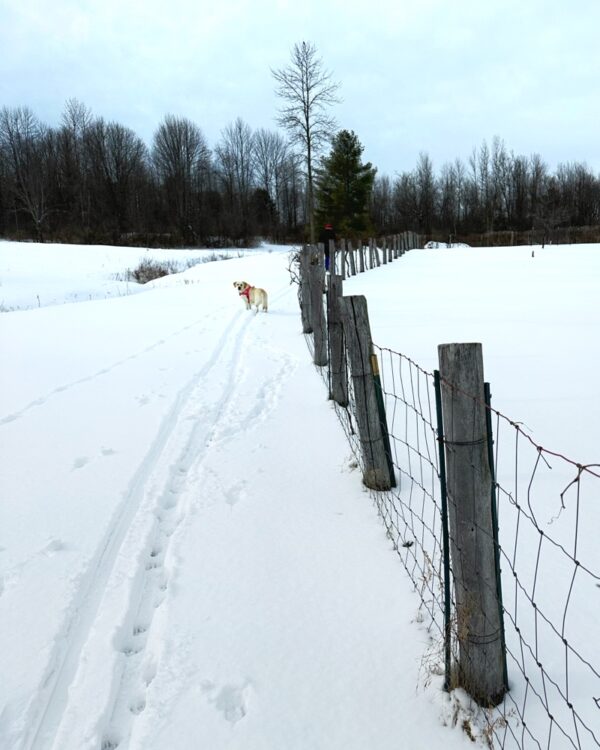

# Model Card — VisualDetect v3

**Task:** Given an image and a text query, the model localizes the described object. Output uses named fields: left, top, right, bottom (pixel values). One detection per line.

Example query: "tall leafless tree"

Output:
left=0, top=106, right=53, bottom=240
left=272, top=41, right=340, bottom=243
left=253, top=128, right=289, bottom=237
left=152, top=115, right=210, bottom=242
left=58, top=98, right=93, bottom=230
left=85, top=118, right=148, bottom=238
left=215, top=117, right=256, bottom=241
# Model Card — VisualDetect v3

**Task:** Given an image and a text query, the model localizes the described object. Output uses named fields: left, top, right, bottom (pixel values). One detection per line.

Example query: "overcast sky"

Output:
left=1, top=0, right=599, bottom=177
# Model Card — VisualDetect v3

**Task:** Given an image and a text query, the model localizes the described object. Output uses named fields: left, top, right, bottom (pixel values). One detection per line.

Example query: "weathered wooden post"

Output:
left=340, top=295, right=395, bottom=490
left=339, top=238, right=346, bottom=280
left=325, top=239, right=333, bottom=274
left=382, top=236, right=387, bottom=264
left=437, top=343, right=507, bottom=706
left=299, top=245, right=313, bottom=333
left=326, top=274, right=348, bottom=406
left=358, top=240, right=365, bottom=273
left=348, top=239, right=356, bottom=276
left=308, top=246, right=327, bottom=366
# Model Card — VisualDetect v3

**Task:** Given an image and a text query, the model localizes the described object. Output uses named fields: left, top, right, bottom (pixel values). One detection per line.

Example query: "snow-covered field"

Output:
left=1, top=239, right=598, bottom=749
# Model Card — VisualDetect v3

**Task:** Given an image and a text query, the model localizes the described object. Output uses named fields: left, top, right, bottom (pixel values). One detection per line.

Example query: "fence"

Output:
left=297, top=238, right=600, bottom=749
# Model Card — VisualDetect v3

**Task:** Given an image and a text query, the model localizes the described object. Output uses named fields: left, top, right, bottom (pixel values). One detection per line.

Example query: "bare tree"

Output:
left=272, top=41, right=340, bottom=243
left=215, top=117, right=256, bottom=241
left=85, top=118, right=148, bottom=238
left=415, top=152, right=436, bottom=234
left=0, top=106, right=53, bottom=240
left=58, top=98, right=93, bottom=229
left=152, top=115, right=210, bottom=242
left=253, top=128, right=289, bottom=237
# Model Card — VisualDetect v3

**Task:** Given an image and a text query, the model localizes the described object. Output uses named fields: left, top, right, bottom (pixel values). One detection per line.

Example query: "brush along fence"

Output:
left=298, top=241, right=600, bottom=750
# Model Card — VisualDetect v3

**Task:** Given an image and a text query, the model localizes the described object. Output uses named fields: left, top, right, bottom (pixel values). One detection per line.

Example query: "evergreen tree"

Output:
left=315, top=129, right=376, bottom=237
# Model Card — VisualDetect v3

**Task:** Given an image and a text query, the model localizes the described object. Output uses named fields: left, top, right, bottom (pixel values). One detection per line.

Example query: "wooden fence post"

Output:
left=348, top=239, right=356, bottom=276
left=299, top=245, right=313, bottom=333
left=327, top=274, right=348, bottom=406
left=437, top=343, right=507, bottom=706
left=357, top=240, right=364, bottom=273
left=340, top=295, right=395, bottom=490
left=308, top=247, right=327, bottom=366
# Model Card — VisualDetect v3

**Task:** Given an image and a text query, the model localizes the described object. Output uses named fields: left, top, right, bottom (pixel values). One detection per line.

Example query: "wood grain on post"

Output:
left=437, top=343, right=507, bottom=706
left=308, top=249, right=327, bottom=366
left=359, top=240, right=365, bottom=272
left=299, top=245, right=313, bottom=333
left=340, top=295, right=394, bottom=490
left=348, top=239, right=356, bottom=276
left=326, top=274, right=348, bottom=406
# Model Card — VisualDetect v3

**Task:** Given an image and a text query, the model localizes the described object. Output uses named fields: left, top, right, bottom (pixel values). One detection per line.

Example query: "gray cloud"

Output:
left=1, top=0, right=598, bottom=175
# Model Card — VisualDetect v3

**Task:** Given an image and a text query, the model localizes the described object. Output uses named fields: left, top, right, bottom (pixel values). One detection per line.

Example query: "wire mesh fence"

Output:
left=483, top=400, right=600, bottom=749
left=299, top=249, right=600, bottom=749
left=377, top=348, right=600, bottom=749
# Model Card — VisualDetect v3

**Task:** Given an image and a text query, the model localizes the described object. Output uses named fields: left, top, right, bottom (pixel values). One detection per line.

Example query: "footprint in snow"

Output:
left=42, top=538, right=68, bottom=555
left=72, top=456, right=90, bottom=470
left=224, top=480, right=248, bottom=508
left=212, top=682, right=252, bottom=724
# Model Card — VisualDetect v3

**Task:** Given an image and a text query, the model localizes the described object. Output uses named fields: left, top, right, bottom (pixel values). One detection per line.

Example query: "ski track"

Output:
left=100, top=321, right=295, bottom=749
left=22, top=308, right=249, bottom=750
left=22, top=288, right=290, bottom=750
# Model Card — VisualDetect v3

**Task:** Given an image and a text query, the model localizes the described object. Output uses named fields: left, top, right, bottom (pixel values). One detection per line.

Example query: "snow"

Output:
left=1, top=239, right=598, bottom=749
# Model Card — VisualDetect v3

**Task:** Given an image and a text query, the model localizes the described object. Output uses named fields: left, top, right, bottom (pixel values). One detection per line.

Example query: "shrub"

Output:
left=129, top=258, right=179, bottom=284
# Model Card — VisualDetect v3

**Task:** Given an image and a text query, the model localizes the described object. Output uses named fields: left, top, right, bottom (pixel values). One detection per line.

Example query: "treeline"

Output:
left=371, top=137, right=600, bottom=245
left=0, top=100, right=307, bottom=246
left=2, top=101, right=600, bottom=247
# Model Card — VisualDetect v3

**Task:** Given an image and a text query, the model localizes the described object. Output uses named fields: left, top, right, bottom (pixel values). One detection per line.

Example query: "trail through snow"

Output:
left=8, top=241, right=597, bottom=749
left=1, top=248, right=472, bottom=750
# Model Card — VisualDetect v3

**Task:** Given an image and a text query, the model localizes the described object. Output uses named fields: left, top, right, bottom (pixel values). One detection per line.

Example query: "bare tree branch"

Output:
left=271, top=41, right=341, bottom=243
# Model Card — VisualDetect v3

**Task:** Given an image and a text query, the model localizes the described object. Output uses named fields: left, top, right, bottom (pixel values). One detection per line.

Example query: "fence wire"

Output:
left=382, top=352, right=600, bottom=749
left=300, top=251, right=599, bottom=749
left=482, top=398, right=600, bottom=749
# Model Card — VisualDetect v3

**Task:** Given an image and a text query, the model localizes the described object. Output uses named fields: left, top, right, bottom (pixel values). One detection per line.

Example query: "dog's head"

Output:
left=233, top=281, right=250, bottom=293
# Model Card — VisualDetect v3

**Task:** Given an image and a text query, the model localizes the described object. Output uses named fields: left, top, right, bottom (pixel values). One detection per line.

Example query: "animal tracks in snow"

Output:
left=71, top=447, right=117, bottom=472
left=0, top=318, right=208, bottom=428
left=207, top=681, right=253, bottom=725
left=27, top=301, right=294, bottom=750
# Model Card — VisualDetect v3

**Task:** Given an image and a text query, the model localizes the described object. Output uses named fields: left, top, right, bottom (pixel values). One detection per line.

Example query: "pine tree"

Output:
left=315, top=130, right=376, bottom=238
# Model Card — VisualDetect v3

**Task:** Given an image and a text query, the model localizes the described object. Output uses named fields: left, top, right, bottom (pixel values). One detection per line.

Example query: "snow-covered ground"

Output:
left=1, top=239, right=598, bottom=749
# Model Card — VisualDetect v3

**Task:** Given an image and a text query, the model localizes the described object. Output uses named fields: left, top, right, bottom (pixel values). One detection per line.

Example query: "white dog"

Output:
left=233, top=280, right=268, bottom=312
